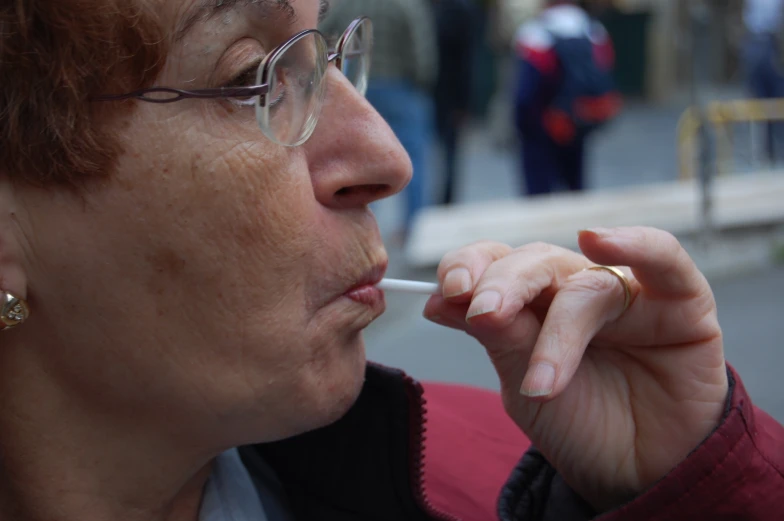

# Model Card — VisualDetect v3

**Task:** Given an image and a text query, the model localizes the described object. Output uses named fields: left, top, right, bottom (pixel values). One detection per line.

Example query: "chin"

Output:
left=293, top=333, right=369, bottom=435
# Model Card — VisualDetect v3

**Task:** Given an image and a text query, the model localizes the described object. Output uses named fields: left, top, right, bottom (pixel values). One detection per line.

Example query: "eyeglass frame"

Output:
left=92, top=16, right=371, bottom=105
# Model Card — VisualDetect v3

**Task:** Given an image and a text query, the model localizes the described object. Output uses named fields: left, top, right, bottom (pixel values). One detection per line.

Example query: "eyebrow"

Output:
left=175, top=0, right=298, bottom=42
left=318, top=0, right=330, bottom=22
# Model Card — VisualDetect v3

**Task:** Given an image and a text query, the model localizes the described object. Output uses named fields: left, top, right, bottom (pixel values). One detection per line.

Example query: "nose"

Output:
left=303, top=69, right=412, bottom=209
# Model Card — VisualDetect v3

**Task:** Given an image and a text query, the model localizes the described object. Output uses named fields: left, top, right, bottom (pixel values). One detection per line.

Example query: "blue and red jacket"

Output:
left=513, top=4, right=617, bottom=143
left=238, top=363, right=784, bottom=520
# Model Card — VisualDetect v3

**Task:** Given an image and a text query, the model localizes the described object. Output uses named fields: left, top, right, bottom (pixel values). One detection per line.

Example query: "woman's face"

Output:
left=14, top=0, right=411, bottom=444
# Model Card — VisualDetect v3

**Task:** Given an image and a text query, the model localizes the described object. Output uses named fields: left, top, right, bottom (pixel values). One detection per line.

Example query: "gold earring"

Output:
left=1, top=291, right=30, bottom=331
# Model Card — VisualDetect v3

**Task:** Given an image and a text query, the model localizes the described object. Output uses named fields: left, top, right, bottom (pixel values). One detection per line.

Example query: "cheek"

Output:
left=134, top=115, right=317, bottom=250
left=112, top=118, right=324, bottom=301
left=113, top=112, right=350, bottom=335
left=211, top=145, right=320, bottom=262
left=184, top=142, right=331, bottom=316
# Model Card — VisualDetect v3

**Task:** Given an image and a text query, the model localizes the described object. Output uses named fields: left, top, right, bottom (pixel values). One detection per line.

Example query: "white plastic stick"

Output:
left=378, top=279, right=440, bottom=295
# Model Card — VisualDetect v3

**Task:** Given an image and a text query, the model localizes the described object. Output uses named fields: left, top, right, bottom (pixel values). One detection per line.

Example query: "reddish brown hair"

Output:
left=0, top=0, right=168, bottom=187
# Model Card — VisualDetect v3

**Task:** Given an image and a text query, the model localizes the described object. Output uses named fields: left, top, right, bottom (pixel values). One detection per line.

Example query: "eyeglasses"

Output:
left=94, top=17, right=373, bottom=147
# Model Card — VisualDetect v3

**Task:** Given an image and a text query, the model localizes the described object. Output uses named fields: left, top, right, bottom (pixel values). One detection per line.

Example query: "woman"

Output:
left=0, top=2, right=781, bottom=521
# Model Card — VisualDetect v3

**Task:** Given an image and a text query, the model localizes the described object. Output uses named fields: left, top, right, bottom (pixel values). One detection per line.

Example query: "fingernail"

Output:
left=443, top=268, right=472, bottom=298
left=580, top=227, right=613, bottom=238
left=520, top=363, right=556, bottom=398
left=423, top=310, right=442, bottom=323
left=466, top=291, right=502, bottom=321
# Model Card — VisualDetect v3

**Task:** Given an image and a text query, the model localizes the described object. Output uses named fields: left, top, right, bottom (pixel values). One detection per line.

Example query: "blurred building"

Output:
left=585, top=0, right=745, bottom=101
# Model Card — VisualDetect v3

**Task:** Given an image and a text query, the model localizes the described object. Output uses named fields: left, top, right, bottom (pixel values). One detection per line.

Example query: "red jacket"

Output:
left=240, top=364, right=784, bottom=520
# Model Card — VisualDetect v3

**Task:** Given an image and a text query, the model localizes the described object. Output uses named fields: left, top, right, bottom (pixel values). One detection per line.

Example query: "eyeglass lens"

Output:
left=340, top=20, right=372, bottom=98
left=256, top=32, right=328, bottom=146
left=254, top=18, right=372, bottom=147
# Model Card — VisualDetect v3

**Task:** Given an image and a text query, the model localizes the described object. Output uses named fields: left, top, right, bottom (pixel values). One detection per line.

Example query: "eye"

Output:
left=224, top=61, right=263, bottom=106
left=226, top=62, right=261, bottom=89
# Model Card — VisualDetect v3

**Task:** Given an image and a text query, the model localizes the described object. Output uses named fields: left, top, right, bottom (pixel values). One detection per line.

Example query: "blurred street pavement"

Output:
left=367, top=95, right=784, bottom=423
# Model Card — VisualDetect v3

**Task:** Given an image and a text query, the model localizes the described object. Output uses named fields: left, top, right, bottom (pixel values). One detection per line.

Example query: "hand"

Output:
left=423, top=227, right=728, bottom=512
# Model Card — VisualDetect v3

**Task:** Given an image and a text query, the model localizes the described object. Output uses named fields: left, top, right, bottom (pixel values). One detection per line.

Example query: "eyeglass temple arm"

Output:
left=93, top=85, right=270, bottom=104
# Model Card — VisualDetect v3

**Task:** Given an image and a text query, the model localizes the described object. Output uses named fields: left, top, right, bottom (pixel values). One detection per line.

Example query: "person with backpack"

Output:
left=743, top=0, right=784, bottom=163
left=512, top=0, right=621, bottom=196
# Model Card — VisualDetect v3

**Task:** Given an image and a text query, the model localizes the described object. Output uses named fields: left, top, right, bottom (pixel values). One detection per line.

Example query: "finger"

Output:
left=424, top=297, right=543, bottom=390
left=519, top=268, right=629, bottom=400
left=479, top=308, right=543, bottom=397
left=437, top=241, right=513, bottom=302
left=578, top=227, right=707, bottom=299
left=464, top=243, right=589, bottom=328
left=425, top=295, right=540, bottom=350
left=423, top=296, right=471, bottom=330
left=579, top=227, right=718, bottom=346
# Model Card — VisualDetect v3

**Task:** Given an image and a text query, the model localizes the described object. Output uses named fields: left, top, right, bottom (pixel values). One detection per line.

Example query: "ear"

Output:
left=0, top=173, right=29, bottom=300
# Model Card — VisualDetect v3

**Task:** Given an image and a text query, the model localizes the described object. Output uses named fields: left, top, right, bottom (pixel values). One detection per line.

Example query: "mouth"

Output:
left=343, top=261, right=389, bottom=307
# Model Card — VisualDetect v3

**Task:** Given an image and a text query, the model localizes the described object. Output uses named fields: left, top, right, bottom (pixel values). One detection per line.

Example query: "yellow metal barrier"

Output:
left=678, top=99, right=784, bottom=180
left=677, top=106, right=701, bottom=181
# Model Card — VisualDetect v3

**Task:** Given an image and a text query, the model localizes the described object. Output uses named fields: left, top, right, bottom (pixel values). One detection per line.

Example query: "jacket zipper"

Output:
left=403, top=374, right=463, bottom=521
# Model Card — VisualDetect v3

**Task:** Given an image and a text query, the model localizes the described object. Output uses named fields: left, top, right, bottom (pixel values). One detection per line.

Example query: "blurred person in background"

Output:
left=321, top=0, right=437, bottom=239
left=743, top=0, right=784, bottom=163
left=433, top=0, right=477, bottom=205
left=486, top=0, right=542, bottom=149
left=512, top=0, right=620, bottom=196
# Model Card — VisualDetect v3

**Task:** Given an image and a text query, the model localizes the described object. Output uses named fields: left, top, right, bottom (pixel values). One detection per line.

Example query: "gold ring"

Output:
left=586, top=266, right=632, bottom=314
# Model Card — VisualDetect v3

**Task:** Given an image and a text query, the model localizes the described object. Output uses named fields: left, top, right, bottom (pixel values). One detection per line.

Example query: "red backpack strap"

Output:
left=514, top=21, right=559, bottom=77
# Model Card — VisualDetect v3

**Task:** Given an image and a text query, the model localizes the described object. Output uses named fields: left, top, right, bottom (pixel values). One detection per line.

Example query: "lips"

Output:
left=343, top=261, right=388, bottom=307
left=345, top=261, right=388, bottom=294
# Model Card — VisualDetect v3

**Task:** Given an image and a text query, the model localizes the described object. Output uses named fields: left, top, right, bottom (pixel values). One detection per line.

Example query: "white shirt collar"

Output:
left=199, top=448, right=270, bottom=521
